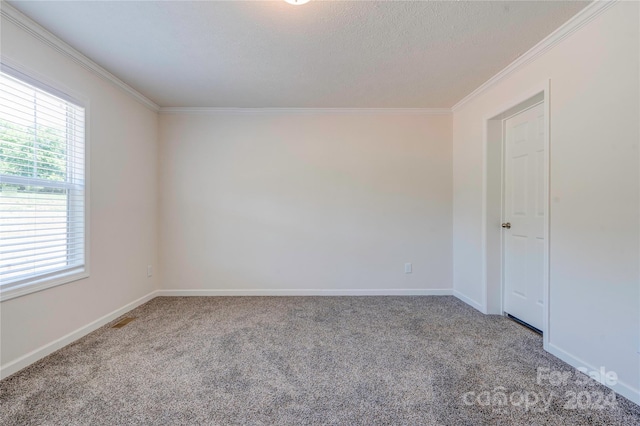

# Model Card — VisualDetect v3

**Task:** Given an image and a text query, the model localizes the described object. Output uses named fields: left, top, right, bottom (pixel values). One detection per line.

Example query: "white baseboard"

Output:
left=0, top=288, right=451, bottom=380
left=0, top=288, right=452, bottom=379
left=0, top=290, right=158, bottom=380
left=453, top=290, right=485, bottom=313
left=157, top=288, right=454, bottom=297
left=6, top=288, right=637, bottom=409
left=546, top=342, right=640, bottom=406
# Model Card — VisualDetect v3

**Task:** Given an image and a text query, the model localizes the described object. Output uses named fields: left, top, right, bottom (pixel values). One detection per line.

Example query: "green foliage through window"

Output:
left=0, top=118, right=67, bottom=182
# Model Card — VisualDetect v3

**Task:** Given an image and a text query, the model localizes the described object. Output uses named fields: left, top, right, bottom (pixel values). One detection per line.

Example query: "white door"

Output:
left=503, top=102, right=545, bottom=331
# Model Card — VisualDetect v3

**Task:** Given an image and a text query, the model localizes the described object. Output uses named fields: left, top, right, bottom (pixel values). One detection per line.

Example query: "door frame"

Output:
left=481, top=80, right=550, bottom=350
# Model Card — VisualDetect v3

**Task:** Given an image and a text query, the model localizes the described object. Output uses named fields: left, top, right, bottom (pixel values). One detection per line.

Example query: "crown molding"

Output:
left=2, top=0, right=615, bottom=115
left=0, top=1, right=160, bottom=112
left=159, top=107, right=452, bottom=116
left=451, top=0, right=618, bottom=112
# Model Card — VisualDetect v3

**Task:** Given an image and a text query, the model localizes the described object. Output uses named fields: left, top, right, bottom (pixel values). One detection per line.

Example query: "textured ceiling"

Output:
left=8, top=1, right=589, bottom=108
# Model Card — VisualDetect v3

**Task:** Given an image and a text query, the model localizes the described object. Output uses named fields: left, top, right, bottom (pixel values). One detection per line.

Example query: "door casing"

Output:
left=481, top=80, right=550, bottom=350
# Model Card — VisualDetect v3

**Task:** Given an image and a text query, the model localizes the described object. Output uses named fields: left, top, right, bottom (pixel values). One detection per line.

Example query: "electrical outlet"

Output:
left=147, top=265, right=152, bottom=278
left=404, top=263, right=412, bottom=274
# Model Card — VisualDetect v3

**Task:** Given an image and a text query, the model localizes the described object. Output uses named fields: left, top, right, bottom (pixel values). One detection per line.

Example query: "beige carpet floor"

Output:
left=1, top=296, right=639, bottom=425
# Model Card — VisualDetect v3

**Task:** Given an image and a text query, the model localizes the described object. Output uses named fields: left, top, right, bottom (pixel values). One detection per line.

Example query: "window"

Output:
left=0, top=66, right=87, bottom=300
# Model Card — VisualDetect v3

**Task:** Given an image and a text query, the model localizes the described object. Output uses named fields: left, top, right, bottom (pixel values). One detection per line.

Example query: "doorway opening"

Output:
left=482, top=81, right=550, bottom=349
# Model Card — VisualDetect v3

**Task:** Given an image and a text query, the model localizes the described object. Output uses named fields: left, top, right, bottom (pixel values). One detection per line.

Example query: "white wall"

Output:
left=0, top=14, right=159, bottom=373
left=159, top=112, right=452, bottom=295
left=452, top=2, right=639, bottom=402
left=3, top=0, right=638, bottom=406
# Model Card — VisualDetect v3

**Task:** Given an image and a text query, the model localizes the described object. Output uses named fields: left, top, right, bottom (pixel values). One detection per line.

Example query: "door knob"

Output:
left=501, top=222, right=511, bottom=229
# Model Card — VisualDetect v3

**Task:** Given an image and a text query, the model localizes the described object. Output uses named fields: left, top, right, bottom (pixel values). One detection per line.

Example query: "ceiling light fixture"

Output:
left=284, top=0, right=310, bottom=5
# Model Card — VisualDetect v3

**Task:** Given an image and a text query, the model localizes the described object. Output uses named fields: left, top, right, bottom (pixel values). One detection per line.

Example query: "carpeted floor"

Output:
left=1, top=296, right=639, bottom=425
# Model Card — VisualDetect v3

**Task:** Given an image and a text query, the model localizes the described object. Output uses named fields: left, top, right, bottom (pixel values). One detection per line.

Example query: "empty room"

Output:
left=0, top=0, right=638, bottom=424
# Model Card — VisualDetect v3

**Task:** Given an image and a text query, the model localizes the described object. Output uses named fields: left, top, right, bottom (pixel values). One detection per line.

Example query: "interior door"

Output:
left=503, top=102, right=545, bottom=331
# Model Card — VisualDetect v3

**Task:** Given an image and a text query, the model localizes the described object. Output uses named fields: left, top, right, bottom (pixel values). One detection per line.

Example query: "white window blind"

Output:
left=0, top=68, right=86, bottom=296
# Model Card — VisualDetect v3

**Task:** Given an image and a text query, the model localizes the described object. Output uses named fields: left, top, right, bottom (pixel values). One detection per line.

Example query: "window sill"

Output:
left=0, top=268, right=89, bottom=302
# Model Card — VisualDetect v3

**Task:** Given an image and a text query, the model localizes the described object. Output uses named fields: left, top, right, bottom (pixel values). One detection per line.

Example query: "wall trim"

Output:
left=158, top=107, right=452, bottom=116
left=0, top=1, right=160, bottom=112
left=481, top=80, right=551, bottom=349
left=547, top=342, right=640, bottom=406
left=451, top=0, right=617, bottom=112
left=0, top=289, right=452, bottom=378
left=0, top=290, right=158, bottom=380
left=453, top=290, right=485, bottom=314
left=0, top=0, right=617, bottom=114
left=157, top=288, right=454, bottom=296
left=8, top=287, right=638, bottom=408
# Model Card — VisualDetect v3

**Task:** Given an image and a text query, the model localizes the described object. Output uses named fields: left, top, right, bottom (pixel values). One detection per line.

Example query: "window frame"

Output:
left=0, top=60, right=91, bottom=302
